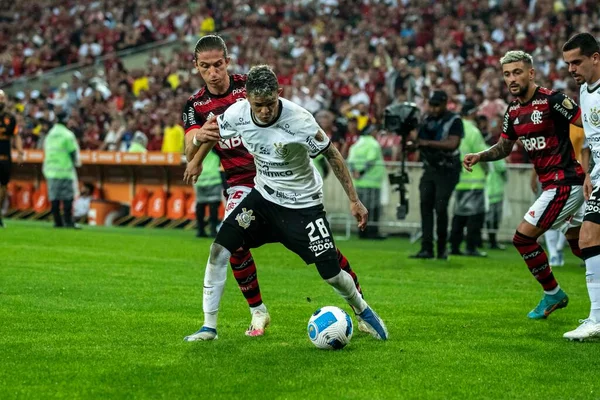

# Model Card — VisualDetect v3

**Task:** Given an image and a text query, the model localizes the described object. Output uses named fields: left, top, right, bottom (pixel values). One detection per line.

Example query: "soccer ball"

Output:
left=307, top=306, right=353, bottom=350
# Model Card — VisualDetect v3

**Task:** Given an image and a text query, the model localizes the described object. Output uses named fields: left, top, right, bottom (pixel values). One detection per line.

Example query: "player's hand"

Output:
left=183, top=159, right=203, bottom=185
left=463, top=153, right=480, bottom=172
left=194, top=116, right=220, bottom=143
left=584, top=174, right=593, bottom=201
left=530, top=173, right=538, bottom=195
left=350, top=200, right=368, bottom=231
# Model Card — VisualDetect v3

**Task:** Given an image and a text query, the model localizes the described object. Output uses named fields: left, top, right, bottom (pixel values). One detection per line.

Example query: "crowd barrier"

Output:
left=8, top=150, right=535, bottom=240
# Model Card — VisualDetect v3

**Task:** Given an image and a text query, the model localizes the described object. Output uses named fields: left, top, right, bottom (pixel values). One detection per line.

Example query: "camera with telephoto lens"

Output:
left=383, top=102, right=421, bottom=220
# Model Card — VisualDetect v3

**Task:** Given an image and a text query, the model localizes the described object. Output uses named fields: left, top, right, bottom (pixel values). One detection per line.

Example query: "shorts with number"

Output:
left=584, top=184, right=600, bottom=225
left=216, top=188, right=337, bottom=264
left=524, top=185, right=584, bottom=232
left=223, top=186, right=253, bottom=219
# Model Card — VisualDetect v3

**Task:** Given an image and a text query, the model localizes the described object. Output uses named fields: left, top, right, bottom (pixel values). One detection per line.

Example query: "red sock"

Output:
left=513, top=232, right=558, bottom=292
left=567, top=238, right=583, bottom=259
left=230, top=249, right=262, bottom=307
left=337, top=248, right=363, bottom=296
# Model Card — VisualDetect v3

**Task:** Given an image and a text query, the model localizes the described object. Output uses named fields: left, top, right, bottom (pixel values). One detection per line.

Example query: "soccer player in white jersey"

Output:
left=562, top=32, right=600, bottom=340
left=184, top=65, right=388, bottom=341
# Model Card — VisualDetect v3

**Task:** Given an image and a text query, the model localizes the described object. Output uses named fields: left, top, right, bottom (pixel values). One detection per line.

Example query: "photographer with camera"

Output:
left=411, top=90, right=464, bottom=260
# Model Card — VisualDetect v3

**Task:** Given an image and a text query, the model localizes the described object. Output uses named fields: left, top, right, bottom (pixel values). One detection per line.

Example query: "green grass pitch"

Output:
left=1, top=220, right=599, bottom=399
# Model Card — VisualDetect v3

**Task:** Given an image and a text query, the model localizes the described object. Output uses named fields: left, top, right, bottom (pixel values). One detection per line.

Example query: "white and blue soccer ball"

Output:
left=307, top=306, right=353, bottom=350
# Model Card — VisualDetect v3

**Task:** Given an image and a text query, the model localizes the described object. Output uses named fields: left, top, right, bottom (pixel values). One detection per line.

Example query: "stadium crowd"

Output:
left=2, top=0, right=599, bottom=162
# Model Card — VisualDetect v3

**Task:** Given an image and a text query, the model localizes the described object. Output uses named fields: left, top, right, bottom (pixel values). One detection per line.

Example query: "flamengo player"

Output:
left=562, top=33, right=600, bottom=340
left=464, top=50, right=585, bottom=320
left=186, top=65, right=388, bottom=341
left=182, top=36, right=364, bottom=341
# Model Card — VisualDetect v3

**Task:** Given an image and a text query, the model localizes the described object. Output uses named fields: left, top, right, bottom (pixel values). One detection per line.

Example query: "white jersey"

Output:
left=580, top=81, right=600, bottom=185
left=218, top=97, right=331, bottom=208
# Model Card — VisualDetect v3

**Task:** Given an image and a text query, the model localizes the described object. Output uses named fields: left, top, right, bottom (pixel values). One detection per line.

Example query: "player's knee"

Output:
left=579, top=226, right=600, bottom=249
left=513, top=230, right=534, bottom=247
left=209, top=242, right=231, bottom=266
left=315, top=258, right=341, bottom=280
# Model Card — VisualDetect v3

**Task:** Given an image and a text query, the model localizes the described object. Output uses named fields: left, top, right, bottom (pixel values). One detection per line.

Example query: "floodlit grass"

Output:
left=1, top=220, right=598, bottom=399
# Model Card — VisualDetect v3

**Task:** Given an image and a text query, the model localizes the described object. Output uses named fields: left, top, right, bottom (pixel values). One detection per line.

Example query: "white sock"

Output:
left=545, top=285, right=561, bottom=296
left=556, top=232, right=566, bottom=252
left=325, top=270, right=368, bottom=314
left=202, top=244, right=231, bottom=329
left=585, top=254, right=600, bottom=323
left=250, top=303, right=267, bottom=314
left=544, top=229, right=559, bottom=259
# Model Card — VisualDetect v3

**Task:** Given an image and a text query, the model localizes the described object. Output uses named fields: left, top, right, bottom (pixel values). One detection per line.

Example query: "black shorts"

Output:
left=215, top=188, right=337, bottom=264
left=584, top=184, right=600, bottom=225
left=0, top=161, right=11, bottom=186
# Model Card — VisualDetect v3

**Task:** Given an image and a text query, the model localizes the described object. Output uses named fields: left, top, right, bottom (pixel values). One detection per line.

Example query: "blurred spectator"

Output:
left=129, top=131, right=148, bottom=153
left=347, top=125, right=386, bottom=240
left=161, top=114, right=184, bottom=153
left=1, top=0, right=597, bottom=168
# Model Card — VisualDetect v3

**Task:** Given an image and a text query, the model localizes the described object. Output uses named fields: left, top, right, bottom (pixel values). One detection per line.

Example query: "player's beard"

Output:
left=510, top=84, right=528, bottom=98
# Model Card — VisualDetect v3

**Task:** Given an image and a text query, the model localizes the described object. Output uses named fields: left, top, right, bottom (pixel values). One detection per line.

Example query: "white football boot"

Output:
left=563, top=319, right=600, bottom=341
left=245, top=308, right=270, bottom=337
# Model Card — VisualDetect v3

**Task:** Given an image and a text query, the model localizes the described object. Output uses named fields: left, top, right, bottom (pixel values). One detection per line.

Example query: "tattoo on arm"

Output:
left=479, top=137, right=515, bottom=162
left=322, top=145, right=359, bottom=202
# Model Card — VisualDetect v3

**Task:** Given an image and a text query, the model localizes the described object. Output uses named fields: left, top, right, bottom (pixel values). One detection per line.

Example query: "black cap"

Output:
left=428, top=90, right=448, bottom=106
left=461, top=99, right=478, bottom=116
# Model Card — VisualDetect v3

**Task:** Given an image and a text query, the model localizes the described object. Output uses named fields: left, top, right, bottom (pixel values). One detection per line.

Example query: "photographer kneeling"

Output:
left=410, top=90, right=463, bottom=260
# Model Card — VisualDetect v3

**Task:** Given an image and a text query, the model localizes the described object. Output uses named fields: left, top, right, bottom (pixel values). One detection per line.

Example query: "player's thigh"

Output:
left=276, top=204, right=337, bottom=265
left=581, top=184, right=600, bottom=248
left=217, top=188, right=272, bottom=252
left=523, top=186, right=584, bottom=234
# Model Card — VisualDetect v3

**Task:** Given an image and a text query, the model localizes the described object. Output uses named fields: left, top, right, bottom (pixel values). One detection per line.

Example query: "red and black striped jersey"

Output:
left=182, top=74, right=255, bottom=188
left=0, top=112, right=18, bottom=162
left=502, top=86, right=584, bottom=189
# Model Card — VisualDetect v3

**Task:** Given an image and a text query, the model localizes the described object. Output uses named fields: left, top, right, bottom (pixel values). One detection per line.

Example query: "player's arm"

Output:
left=550, top=91, right=581, bottom=127
left=464, top=109, right=516, bottom=171
left=9, top=117, right=24, bottom=162
left=182, top=100, right=220, bottom=162
left=322, top=136, right=368, bottom=230
left=183, top=141, right=217, bottom=185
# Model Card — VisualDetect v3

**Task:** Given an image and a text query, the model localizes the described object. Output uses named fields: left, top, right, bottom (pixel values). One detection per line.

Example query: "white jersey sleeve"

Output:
left=296, top=112, right=331, bottom=158
left=217, top=102, right=245, bottom=140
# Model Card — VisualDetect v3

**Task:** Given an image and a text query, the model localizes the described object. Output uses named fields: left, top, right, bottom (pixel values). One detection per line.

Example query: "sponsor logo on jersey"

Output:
left=193, top=98, right=212, bottom=107
left=553, top=103, right=572, bottom=120
left=520, top=136, right=546, bottom=151
left=259, top=145, right=271, bottom=155
left=306, top=137, right=320, bottom=153
left=590, top=106, right=600, bottom=127
left=531, top=98, right=548, bottom=106
left=530, top=110, right=543, bottom=125
left=275, top=190, right=298, bottom=202
left=509, top=104, right=520, bottom=112
left=219, top=118, right=232, bottom=131
left=187, top=108, right=196, bottom=125
left=236, top=117, right=250, bottom=126
left=232, top=88, right=246, bottom=96
left=235, top=208, right=255, bottom=229
left=274, top=142, right=289, bottom=158
left=219, top=136, right=243, bottom=149
left=259, top=164, right=293, bottom=177
left=276, top=123, right=295, bottom=135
